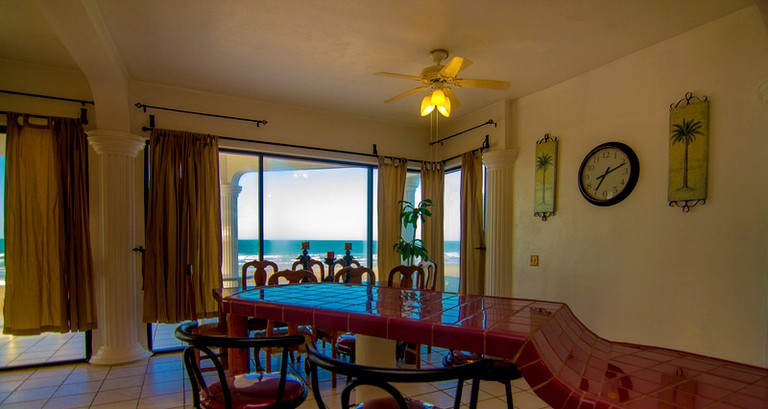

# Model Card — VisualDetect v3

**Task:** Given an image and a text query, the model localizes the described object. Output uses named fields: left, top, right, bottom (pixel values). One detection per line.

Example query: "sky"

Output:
left=236, top=167, right=461, bottom=241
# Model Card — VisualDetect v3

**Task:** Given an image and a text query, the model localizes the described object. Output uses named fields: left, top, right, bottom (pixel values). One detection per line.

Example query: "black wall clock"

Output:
left=578, top=142, right=639, bottom=206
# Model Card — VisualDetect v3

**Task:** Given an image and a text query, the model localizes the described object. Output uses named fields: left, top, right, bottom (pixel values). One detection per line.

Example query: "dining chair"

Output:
left=185, top=264, right=228, bottom=373
left=387, top=264, right=424, bottom=289
left=317, top=266, right=376, bottom=387
left=417, top=259, right=438, bottom=291
left=240, top=259, right=277, bottom=288
left=387, top=264, right=429, bottom=368
left=176, top=321, right=307, bottom=409
left=442, top=350, right=522, bottom=409
left=306, top=341, right=493, bottom=409
left=290, top=259, right=326, bottom=281
left=416, top=259, right=437, bottom=356
left=264, top=269, right=317, bottom=372
left=240, top=259, right=277, bottom=371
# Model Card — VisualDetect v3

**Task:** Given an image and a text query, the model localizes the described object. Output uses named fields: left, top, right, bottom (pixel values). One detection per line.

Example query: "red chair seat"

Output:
left=200, top=373, right=306, bottom=409
left=336, top=333, right=356, bottom=356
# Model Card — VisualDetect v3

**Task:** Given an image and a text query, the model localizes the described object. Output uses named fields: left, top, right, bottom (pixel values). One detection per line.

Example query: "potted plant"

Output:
left=393, top=199, right=432, bottom=265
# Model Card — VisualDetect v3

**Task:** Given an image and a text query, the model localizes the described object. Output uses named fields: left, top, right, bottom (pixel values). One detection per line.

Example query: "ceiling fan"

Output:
left=375, top=49, right=510, bottom=117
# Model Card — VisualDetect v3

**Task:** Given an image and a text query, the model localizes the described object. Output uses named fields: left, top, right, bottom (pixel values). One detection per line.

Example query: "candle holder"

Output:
left=296, top=242, right=312, bottom=270
left=342, top=247, right=356, bottom=267
left=334, top=243, right=360, bottom=272
left=323, top=252, right=336, bottom=282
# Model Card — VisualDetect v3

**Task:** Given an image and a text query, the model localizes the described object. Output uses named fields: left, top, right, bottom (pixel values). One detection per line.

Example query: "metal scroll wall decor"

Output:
left=534, top=133, right=558, bottom=221
left=668, top=92, right=709, bottom=212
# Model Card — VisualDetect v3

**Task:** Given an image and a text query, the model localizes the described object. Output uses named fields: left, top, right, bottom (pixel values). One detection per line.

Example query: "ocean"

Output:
left=237, top=239, right=460, bottom=267
left=0, top=239, right=461, bottom=286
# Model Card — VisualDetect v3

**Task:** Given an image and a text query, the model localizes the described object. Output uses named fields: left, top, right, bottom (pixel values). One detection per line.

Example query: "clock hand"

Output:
left=604, top=162, right=626, bottom=176
left=593, top=162, right=627, bottom=192
left=594, top=167, right=610, bottom=192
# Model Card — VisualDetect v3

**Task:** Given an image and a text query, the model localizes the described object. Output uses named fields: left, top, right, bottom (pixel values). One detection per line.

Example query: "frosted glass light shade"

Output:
left=420, top=95, right=435, bottom=116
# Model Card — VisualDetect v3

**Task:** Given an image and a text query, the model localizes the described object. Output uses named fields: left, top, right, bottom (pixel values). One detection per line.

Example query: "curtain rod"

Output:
left=135, top=102, right=268, bottom=127
left=1, top=90, right=92, bottom=124
left=0, top=89, right=94, bottom=105
left=0, top=110, right=85, bottom=125
left=140, top=115, right=487, bottom=167
left=429, top=119, right=496, bottom=146
left=219, top=133, right=487, bottom=167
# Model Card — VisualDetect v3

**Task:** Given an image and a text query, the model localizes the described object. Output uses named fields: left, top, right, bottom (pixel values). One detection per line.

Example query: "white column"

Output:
left=221, top=184, right=242, bottom=284
left=482, top=149, right=519, bottom=297
left=88, top=130, right=150, bottom=365
left=402, top=175, right=420, bottom=242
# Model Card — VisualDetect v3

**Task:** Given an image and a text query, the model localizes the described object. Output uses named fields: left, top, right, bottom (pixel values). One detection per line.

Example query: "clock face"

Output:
left=578, top=142, right=639, bottom=206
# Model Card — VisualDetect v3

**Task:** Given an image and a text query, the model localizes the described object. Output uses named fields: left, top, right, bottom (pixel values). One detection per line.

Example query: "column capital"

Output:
left=87, top=130, right=147, bottom=157
left=482, top=149, right=519, bottom=169
left=221, top=183, right=243, bottom=196
left=759, top=79, right=768, bottom=107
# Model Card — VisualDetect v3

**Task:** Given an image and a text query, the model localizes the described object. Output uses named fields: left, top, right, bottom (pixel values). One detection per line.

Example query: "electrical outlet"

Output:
left=530, top=255, right=539, bottom=266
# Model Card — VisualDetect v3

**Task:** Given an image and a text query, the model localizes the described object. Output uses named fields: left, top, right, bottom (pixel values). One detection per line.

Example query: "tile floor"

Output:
left=0, top=335, right=552, bottom=408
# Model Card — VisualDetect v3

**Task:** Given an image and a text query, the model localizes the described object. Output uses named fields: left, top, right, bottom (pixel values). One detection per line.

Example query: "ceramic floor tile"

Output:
left=3, top=386, right=58, bottom=404
left=0, top=398, right=47, bottom=409
left=91, top=386, right=142, bottom=406
left=53, top=381, right=103, bottom=397
left=42, top=392, right=95, bottom=409
left=17, top=376, right=66, bottom=391
left=139, top=379, right=184, bottom=398
left=136, top=392, right=184, bottom=409
left=99, top=376, right=144, bottom=392
left=0, top=340, right=555, bottom=408
left=89, top=399, right=138, bottom=408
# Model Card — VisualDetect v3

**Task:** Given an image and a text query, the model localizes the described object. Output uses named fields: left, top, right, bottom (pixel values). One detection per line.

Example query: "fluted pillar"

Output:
left=402, top=174, right=420, bottom=242
left=482, top=149, right=519, bottom=297
left=221, top=184, right=243, bottom=284
left=88, top=130, right=150, bottom=365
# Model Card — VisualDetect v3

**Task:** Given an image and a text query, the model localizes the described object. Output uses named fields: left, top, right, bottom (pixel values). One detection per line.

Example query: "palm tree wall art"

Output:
left=668, top=93, right=709, bottom=210
left=534, top=134, right=558, bottom=220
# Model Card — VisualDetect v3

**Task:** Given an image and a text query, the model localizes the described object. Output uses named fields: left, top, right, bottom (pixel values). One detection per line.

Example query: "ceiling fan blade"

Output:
left=443, top=88, right=461, bottom=108
left=440, top=57, right=473, bottom=78
left=384, top=86, right=429, bottom=103
left=375, top=72, right=425, bottom=82
left=454, top=78, right=510, bottom=90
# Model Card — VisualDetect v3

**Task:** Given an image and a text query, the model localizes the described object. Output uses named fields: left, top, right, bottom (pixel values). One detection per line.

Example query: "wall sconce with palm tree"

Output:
left=668, top=92, right=709, bottom=212
left=534, top=134, right=558, bottom=221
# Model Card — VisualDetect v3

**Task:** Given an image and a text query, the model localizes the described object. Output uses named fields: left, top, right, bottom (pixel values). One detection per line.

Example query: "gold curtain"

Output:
left=459, top=151, right=485, bottom=295
left=142, top=128, right=223, bottom=323
left=420, top=161, right=445, bottom=291
left=3, top=113, right=96, bottom=335
left=376, top=156, right=408, bottom=278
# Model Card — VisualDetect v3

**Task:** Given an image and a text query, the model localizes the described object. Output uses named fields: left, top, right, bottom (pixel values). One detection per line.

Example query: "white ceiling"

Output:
left=0, top=0, right=756, bottom=128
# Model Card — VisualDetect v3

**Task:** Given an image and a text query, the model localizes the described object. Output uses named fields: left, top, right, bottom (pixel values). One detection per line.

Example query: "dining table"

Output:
left=219, top=282, right=768, bottom=409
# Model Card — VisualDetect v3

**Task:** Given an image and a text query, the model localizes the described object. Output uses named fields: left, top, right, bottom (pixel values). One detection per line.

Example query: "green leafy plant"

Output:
left=393, top=199, right=432, bottom=265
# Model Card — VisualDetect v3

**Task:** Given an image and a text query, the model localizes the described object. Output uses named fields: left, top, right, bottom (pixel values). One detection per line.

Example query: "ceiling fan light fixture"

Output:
left=430, top=89, right=446, bottom=106
left=437, top=96, right=451, bottom=117
left=420, top=95, right=435, bottom=116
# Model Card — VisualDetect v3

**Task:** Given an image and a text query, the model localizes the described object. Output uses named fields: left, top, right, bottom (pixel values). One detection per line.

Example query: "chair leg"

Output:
left=453, top=379, right=464, bottom=409
left=331, top=338, right=338, bottom=389
left=254, top=347, right=266, bottom=372
left=502, top=379, right=514, bottom=409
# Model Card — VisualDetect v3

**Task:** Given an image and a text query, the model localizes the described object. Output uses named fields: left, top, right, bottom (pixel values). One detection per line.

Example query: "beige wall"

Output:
left=501, top=7, right=767, bottom=366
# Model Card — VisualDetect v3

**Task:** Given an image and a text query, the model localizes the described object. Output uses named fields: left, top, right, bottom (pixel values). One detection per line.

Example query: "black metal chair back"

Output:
left=175, top=321, right=307, bottom=409
left=306, top=342, right=493, bottom=409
